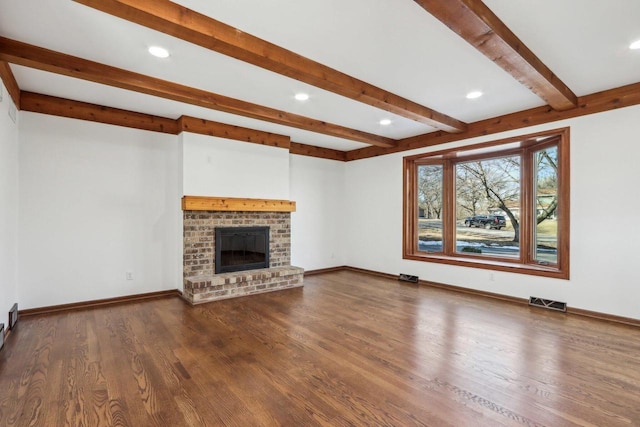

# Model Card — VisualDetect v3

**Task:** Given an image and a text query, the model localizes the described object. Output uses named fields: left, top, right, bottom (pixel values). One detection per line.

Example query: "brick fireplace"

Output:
left=181, top=196, right=304, bottom=304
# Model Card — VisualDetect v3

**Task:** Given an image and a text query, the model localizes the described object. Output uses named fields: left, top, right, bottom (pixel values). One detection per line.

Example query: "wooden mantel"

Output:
left=181, top=196, right=296, bottom=212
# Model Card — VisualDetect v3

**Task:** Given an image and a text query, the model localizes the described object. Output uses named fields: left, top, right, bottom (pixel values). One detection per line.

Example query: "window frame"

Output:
left=403, top=128, right=570, bottom=279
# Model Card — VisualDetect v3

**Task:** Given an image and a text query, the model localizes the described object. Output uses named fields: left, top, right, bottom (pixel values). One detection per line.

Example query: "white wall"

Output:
left=11, top=102, right=640, bottom=320
left=182, top=133, right=290, bottom=199
left=12, top=116, right=344, bottom=308
left=182, top=136, right=345, bottom=271
left=290, top=155, right=346, bottom=270
left=0, top=82, right=19, bottom=317
left=18, top=113, right=183, bottom=309
left=345, top=104, right=640, bottom=320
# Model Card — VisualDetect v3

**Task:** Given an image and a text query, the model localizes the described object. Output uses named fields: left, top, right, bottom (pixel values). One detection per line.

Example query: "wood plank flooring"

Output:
left=1, top=270, right=639, bottom=426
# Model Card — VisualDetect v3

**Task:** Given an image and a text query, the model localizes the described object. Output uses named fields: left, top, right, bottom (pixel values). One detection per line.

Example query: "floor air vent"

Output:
left=9, top=303, right=18, bottom=329
left=398, top=273, right=419, bottom=283
left=529, top=297, right=567, bottom=312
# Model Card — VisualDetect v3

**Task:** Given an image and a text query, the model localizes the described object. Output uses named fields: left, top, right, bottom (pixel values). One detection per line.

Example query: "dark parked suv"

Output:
left=464, top=215, right=506, bottom=230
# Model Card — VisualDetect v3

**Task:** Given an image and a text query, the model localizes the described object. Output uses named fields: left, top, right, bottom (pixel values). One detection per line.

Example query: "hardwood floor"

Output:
left=1, top=270, right=639, bottom=426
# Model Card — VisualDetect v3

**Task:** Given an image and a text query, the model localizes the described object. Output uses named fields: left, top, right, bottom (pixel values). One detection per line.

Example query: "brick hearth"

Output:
left=184, top=266, right=303, bottom=304
left=182, top=198, right=303, bottom=304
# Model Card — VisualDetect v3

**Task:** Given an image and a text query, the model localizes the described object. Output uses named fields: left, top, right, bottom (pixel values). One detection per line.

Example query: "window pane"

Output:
left=417, top=164, right=443, bottom=253
left=534, top=146, right=558, bottom=264
left=455, top=156, right=520, bottom=258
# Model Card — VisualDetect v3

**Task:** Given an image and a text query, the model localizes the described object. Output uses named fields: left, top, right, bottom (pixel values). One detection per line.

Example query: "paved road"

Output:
left=418, top=220, right=557, bottom=262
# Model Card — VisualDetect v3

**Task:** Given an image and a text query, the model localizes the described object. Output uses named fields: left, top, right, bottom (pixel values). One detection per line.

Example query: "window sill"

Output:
left=403, top=253, right=569, bottom=280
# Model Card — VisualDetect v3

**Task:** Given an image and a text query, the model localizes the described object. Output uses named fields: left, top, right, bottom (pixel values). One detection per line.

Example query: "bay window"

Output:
left=403, top=128, right=569, bottom=279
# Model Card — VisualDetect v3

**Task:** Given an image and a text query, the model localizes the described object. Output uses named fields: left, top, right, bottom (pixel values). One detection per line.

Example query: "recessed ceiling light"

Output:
left=294, top=93, right=309, bottom=101
left=630, top=39, right=640, bottom=50
left=379, top=119, right=392, bottom=126
left=148, top=46, right=170, bottom=58
left=466, top=91, right=483, bottom=99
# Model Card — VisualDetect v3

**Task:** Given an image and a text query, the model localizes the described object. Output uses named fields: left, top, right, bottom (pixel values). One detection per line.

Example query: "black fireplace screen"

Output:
left=215, top=226, right=270, bottom=274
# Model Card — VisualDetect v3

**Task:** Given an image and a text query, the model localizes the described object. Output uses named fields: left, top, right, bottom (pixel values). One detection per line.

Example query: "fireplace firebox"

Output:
left=215, top=226, right=270, bottom=274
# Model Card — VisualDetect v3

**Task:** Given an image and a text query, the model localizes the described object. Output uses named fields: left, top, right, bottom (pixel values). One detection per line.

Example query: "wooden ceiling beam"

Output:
left=347, top=81, right=640, bottom=160
left=289, top=142, right=347, bottom=162
left=72, top=0, right=467, bottom=133
left=16, top=81, right=640, bottom=163
left=178, top=116, right=290, bottom=149
left=20, top=91, right=179, bottom=134
left=19, top=90, right=348, bottom=162
left=414, top=0, right=578, bottom=111
left=0, top=37, right=395, bottom=148
left=0, top=61, right=21, bottom=109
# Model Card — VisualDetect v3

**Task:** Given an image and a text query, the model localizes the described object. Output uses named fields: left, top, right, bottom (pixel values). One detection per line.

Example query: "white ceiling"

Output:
left=1, top=0, right=639, bottom=151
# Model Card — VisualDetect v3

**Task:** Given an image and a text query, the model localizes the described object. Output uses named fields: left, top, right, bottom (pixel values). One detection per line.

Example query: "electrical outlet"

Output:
left=126, top=271, right=134, bottom=281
